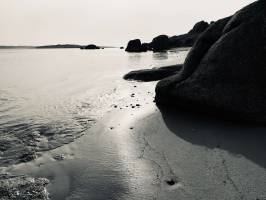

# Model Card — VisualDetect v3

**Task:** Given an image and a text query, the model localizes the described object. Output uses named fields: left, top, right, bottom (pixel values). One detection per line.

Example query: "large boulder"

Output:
left=150, top=35, right=172, bottom=52
left=156, top=0, right=266, bottom=121
left=125, top=39, right=148, bottom=52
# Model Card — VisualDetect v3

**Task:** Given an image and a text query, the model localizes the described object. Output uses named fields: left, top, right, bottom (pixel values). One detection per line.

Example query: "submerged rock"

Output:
left=125, top=39, right=148, bottom=52
left=156, top=0, right=266, bottom=121
left=123, top=65, right=183, bottom=82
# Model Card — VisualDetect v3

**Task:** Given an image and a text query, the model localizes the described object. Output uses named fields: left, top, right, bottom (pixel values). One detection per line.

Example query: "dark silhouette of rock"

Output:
left=142, top=43, right=152, bottom=51
left=80, top=44, right=100, bottom=50
left=125, top=21, right=210, bottom=52
left=160, top=21, right=210, bottom=49
left=150, top=35, right=171, bottom=52
left=125, top=39, right=148, bottom=52
left=123, top=65, right=183, bottom=82
left=169, top=21, right=210, bottom=48
left=188, top=21, right=210, bottom=34
left=120, top=47, right=124, bottom=49
left=156, top=0, right=266, bottom=122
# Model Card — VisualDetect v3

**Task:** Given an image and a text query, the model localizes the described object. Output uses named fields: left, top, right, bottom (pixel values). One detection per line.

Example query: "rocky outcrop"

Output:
left=123, top=65, right=183, bottom=82
left=155, top=0, right=266, bottom=121
left=125, top=21, right=210, bottom=52
left=125, top=39, right=148, bottom=52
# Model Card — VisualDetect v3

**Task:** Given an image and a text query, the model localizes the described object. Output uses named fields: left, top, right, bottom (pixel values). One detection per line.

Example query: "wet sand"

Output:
left=6, top=79, right=266, bottom=200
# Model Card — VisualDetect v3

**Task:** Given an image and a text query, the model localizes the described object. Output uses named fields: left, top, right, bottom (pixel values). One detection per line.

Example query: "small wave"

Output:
left=0, top=115, right=95, bottom=167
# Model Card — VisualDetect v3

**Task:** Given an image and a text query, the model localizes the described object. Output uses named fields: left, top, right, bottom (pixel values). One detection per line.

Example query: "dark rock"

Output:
left=142, top=43, right=152, bottom=51
left=80, top=44, right=100, bottom=50
left=151, top=35, right=171, bottom=52
left=120, top=46, right=124, bottom=49
left=125, top=39, right=148, bottom=52
left=166, top=179, right=176, bottom=186
left=188, top=21, right=210, bottom=34
left=148, top=21, right=210, bottom=50
left=169, top=21, right=210, bottom=48
left=156, top=0, right=266, bottom=122
left=123, top=64, right=183, bottom=82
left=169, top=34, right=196, bottom=47
left=125, top=20, right=209, bottom=52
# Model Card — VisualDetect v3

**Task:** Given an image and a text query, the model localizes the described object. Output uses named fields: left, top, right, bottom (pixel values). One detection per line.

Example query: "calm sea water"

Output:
left=0, top=48, right=188, bottom=167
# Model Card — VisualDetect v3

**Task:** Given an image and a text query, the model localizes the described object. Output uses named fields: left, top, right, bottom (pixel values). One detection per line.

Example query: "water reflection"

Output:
left=152, top=51, right=168, bottom=60
left=127, top=53, right=142, bottom=66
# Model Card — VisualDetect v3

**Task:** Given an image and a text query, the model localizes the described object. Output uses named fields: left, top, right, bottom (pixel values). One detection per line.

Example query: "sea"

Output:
left=0, top=48, right=187, bottom=168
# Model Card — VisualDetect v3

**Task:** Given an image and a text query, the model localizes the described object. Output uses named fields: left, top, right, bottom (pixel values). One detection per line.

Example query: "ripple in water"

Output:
left=0, top=91, right=96, bottom=167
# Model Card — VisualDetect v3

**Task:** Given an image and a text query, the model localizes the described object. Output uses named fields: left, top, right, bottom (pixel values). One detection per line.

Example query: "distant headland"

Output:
left=0, top=44, right=123, bottom=50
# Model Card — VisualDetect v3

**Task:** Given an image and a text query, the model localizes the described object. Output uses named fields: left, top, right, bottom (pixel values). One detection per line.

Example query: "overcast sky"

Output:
left=0, top=0, right=255, bottom=46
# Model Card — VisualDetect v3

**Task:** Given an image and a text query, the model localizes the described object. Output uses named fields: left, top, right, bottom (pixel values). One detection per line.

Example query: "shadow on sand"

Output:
left=158, top=105, right=266, bottom=169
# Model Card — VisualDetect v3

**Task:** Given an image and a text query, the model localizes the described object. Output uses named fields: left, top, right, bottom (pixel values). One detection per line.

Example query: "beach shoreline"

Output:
left=4, top=77, right=266, bottom=200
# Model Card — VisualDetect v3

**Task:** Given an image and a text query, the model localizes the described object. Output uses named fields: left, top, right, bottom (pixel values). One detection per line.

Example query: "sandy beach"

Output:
left=4, top=76, right=266, bottom=200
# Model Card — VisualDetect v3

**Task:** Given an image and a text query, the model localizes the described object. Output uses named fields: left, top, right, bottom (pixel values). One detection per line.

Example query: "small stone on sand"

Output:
left=166, top=179, right=176, bottom=186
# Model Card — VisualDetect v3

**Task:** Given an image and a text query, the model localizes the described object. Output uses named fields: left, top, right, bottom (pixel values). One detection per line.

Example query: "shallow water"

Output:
left=0, top=48, right=187, bottom=167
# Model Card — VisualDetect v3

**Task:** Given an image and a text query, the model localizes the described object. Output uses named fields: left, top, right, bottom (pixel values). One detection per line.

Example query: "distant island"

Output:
left=36, top=44, right=82, bottom=49
left=0, top=46, right=35, bottom=49
left=0, top=44, right=123, bottom=50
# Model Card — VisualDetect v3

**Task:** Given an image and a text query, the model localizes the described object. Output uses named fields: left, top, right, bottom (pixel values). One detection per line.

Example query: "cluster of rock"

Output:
left=125, top=21, right=210, bottom=52
left=124, top=0, right=266, bottom=122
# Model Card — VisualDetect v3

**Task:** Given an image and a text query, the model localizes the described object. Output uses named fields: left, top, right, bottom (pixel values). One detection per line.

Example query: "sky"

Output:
left=0, top=0, right=256, bottom=46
